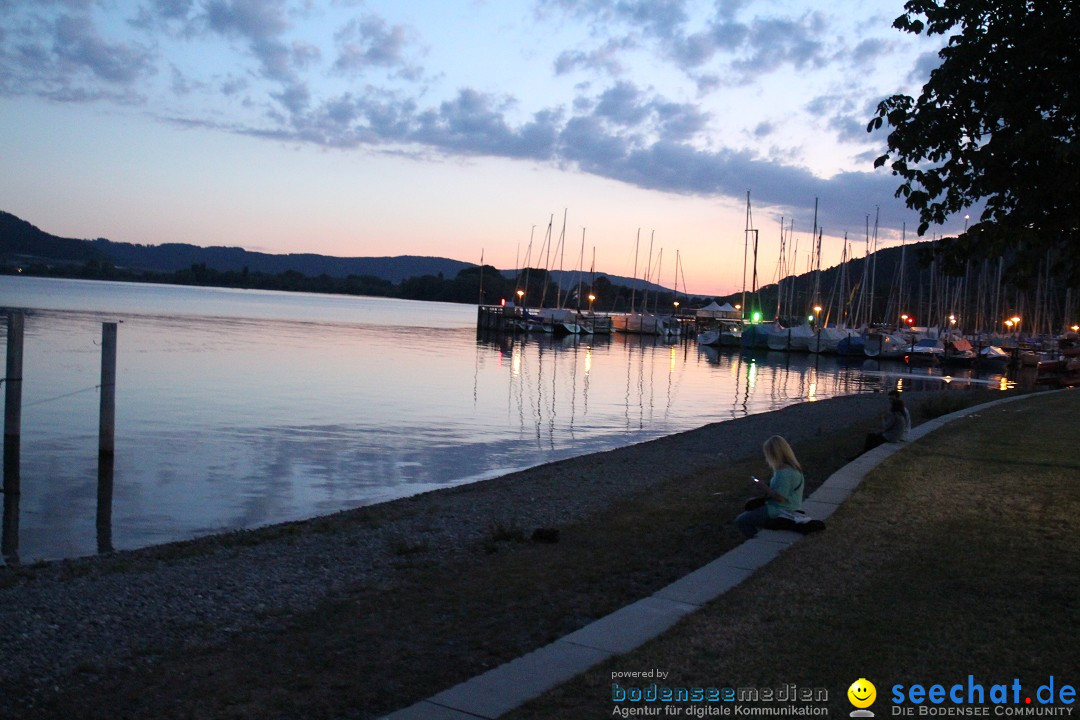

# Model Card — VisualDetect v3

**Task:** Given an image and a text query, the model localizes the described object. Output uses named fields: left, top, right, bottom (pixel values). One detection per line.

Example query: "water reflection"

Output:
left=96, top=453, right=114, bottom=555
left=2, top=437, right=18, bottom=565
left=1, top=279, right=1019, bottom=564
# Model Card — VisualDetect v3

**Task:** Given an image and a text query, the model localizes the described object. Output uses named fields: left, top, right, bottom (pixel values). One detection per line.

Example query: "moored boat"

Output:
left=906, top=338, right=945, bottom=365
left=976, top=345, right=1010, bottom=370
left=864, top=331, right=907, bottom=359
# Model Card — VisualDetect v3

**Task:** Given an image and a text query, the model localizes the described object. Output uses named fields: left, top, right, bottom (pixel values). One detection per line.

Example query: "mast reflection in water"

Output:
left=0, top=276, right=1011, bottom=563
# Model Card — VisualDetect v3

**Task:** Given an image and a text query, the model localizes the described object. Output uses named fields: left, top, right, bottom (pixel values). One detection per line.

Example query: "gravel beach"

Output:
left=0, top=392, right=915, bottom=710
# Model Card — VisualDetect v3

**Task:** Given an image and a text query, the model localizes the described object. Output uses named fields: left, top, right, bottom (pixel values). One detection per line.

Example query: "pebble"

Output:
left=0, top=392, right=909, bottom=707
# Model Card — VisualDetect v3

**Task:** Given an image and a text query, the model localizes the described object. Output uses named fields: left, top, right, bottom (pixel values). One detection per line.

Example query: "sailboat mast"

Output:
left=870, top=207, right=879, bottom=324
left=741, top=191, right=750, bottom=320
left=673, top=249, right=680, bottom=316
left=555, top=208, right=568, bottom=309
left=775, top=217, right=786, bottom=322
left=577, top=228, right=586, bottom=312
left=644, top=230, right=655, bottom=313
left=811, top=197, right=821, bottom=313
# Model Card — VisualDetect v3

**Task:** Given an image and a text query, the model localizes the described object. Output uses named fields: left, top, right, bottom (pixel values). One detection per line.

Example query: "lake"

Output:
left=0, top=276, right=1010, bottom=563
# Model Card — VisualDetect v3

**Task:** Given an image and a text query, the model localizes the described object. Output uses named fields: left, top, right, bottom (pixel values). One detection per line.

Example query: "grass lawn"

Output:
left=506, top=389, right=1080, bottom=718
left=3, top=388, right=1037, bottom=720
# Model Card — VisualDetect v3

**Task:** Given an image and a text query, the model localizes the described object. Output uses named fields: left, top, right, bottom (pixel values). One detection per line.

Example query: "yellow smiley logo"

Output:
left=848, top=678, right=877, bottom=708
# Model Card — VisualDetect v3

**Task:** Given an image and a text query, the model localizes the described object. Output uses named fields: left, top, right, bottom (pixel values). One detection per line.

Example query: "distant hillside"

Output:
left=0, top=211, right=474, bottom=283
left=0, top=210, right=674, bottom=293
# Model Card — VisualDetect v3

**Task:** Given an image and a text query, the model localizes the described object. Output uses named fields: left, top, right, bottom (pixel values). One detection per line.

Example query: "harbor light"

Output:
left=752, top=311, right=762, bottom=323
left=1072, top=324, right=1079, bottom=332
left=517, top=289, right=525, bottom=304
left=588, top=293, right=595, bottom=313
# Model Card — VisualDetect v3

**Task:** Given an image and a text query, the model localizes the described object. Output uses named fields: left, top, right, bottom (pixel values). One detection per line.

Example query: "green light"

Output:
left=752, top=311, right=761, bottom=323
left=808, top=315, right=814, bottom=322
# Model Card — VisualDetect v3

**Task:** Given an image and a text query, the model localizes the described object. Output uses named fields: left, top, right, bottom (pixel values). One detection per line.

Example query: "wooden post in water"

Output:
left=96, top=452, right=114, bottom=555
left=4, top=311, right=23, bottom=496
left=99, top=322, right=117, bottom=457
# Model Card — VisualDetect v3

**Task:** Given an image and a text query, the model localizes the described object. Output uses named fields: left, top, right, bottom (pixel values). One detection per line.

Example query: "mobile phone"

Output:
left=752, top=476, right=760, bottom=483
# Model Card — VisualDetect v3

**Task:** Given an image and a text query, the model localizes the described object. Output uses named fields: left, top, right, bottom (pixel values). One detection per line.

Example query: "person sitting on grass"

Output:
left=735, top=435, right=805, bottom=539
left=862, top=390, right=909, bottom=453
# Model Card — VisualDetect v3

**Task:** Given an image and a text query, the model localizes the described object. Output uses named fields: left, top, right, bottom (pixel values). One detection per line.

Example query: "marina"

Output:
left=1, top=276, right=1019, bottom=565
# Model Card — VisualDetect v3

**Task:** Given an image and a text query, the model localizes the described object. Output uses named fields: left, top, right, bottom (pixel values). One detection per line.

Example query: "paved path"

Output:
left=381, top=392, right=1038, bottom=720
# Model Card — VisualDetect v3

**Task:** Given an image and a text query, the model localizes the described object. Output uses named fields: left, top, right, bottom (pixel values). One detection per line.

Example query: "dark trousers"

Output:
left=863, top=432, right=886, bottom=452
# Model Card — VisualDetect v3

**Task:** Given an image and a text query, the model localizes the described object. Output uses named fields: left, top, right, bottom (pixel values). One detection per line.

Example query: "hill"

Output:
left=0, top=211, right=474, bottom=284
left=0, top=210, right=673, bottom=295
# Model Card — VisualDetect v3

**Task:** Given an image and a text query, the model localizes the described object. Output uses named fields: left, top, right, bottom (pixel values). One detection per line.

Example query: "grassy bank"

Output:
left=507, top=388, right=1080, bottom=718
left=3, top=388, right=1018, bottom=719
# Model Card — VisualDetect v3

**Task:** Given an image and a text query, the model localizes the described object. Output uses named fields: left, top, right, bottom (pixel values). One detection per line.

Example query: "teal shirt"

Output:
left=766, top=466, right=805, bottom=518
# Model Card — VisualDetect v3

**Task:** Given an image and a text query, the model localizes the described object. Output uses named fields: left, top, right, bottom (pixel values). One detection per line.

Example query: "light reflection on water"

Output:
left=0, top=276, right=1010, bottom=563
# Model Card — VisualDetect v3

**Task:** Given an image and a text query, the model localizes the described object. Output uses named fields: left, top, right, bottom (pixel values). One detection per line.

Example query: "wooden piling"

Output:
left=3, top=312, right=23, bottom=499
left=96, top=452, right=114, bottom=555
left=99, top=322, right=117, bottom=456
left=4, top=312, right=23, bottom=444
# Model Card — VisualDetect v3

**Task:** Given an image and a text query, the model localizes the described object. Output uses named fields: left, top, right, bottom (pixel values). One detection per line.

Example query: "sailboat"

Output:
left=612, top=230, right=678, bottom=336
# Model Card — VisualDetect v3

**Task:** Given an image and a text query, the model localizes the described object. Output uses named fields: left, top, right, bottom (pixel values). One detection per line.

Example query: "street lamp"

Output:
left=588, top=293, right=596, bottom=314
left=516, top=289, right=525, bottom=305
left=1011, top=316, right=1021, bottom=335
left=813, top=305, right=822, bottom=327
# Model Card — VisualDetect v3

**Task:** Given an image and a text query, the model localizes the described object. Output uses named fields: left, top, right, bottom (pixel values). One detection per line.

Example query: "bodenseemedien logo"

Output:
left=849, top=678, right=877, bottom=717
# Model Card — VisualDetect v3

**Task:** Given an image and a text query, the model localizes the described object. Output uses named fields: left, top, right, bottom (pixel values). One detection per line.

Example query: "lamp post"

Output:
left=517, top=289, right=525, bottom=306
left=813, top=305, right=822, bottom=328
left=588, top=293, right=596, bottom=314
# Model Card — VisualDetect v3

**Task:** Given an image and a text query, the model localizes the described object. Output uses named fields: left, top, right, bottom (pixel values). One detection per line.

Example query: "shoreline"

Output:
left=0, top=390, right=993, bottom=709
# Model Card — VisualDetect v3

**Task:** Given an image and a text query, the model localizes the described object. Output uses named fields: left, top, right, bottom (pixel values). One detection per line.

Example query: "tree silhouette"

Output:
left=869, top=0, right=1079, bottom=286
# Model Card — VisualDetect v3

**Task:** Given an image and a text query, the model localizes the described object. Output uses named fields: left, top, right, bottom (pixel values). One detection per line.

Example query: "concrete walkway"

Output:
left=381, top=392, right=1035, bottom=720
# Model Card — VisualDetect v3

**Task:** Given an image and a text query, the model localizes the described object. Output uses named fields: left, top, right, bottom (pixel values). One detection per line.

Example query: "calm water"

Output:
left=0, top=276, right=1010, bottom=563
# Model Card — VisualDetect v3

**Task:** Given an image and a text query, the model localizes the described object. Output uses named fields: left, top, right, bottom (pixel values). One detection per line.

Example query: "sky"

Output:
left=0, top=0, right=956, bottom=297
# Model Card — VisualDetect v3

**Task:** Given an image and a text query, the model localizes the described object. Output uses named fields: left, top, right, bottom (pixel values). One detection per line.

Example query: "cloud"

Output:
left=0, top=7, right=156, bottom=101
left=53, top=13, right=155, bottom=85
left=554, top=36, right=634, bottom=77
left=909, top=50, right=939, bottom=85
left=203, top=0, right=289, bottom=41
left=0, top=1, right=919, bottom=238
left=333, top=15, right=420, bottom=79
left=545, top=0, right=689, bottom=38
left=411, top=89, right=559, bottom=160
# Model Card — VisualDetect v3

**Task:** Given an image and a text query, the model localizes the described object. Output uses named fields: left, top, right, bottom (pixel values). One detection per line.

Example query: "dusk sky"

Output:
left=0, top=0, right=955, bottom=296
